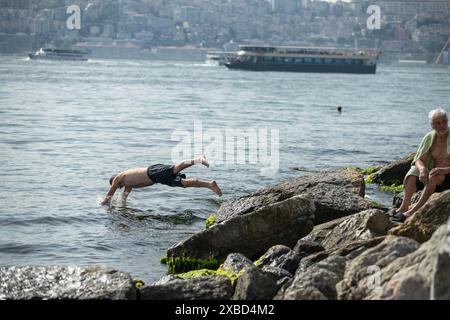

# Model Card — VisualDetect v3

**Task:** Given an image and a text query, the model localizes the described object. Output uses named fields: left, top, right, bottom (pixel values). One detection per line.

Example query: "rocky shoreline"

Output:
left=2, top=155, right=450, bottom=300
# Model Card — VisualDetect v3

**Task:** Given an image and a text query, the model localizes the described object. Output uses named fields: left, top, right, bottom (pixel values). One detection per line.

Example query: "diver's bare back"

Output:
left=117, top=167, right=154, bottom=188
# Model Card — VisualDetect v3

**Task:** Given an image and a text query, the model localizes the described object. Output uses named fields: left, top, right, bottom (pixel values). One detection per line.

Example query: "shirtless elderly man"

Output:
left=101, top=155, right=222, bottom=205
left=392, top=108, right=450, bottom=222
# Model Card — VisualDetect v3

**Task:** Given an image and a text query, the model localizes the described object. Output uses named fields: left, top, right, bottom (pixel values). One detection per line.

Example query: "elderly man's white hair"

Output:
left=429, top=108, right=448, bottom=123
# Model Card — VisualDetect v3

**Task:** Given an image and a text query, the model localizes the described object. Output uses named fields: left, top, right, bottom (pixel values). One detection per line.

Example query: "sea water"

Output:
left=0, top=56, right=449, bottom=282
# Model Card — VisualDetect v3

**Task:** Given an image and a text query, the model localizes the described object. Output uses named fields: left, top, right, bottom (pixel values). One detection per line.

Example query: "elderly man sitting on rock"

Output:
left=392, top=108, right=450, bottom=223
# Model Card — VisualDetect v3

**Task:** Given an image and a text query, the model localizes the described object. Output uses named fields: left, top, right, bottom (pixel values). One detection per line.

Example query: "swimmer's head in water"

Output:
left=109, top=173, right=123, bottom=189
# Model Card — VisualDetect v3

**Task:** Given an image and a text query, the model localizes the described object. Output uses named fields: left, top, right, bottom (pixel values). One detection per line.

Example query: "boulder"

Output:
left=217, top=169, right=370, bottom=225
left=302, top=209, right=392, bottom=251
left=167, top=195, right=315, bottom=261
left=275, top=256, right=347, bottom=300
left=232, top=265, right=279, bottom=300
left=379, top=270, right=430, bottom=300
left=336, top=236, right=420, bottom=300
left=254, top=245, right=300, bottom=274
left=369, top=222, right=450, bottom=300
left=431, top=218, right=450, bottom=300
left=371, top=153, right=415, bottom=185
left=0, top=266, right=136, bottom=300
left=140, top=275, right=233, bottom=300
left=280, top=210, right=389, bottom=274
left=389, top=190, right=450, bottom=243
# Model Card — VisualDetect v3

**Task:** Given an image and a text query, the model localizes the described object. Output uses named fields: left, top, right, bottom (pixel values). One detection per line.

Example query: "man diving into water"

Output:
left=100, top=155, right=222, bottom=205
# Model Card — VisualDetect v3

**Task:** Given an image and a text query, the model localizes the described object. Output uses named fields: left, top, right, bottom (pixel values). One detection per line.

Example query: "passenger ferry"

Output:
left=28, top=48, right=88, bottom=61
left=224, top=45, right=380, bottom=74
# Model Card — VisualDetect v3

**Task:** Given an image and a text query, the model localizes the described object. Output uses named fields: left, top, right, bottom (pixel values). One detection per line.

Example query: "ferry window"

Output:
left=355, top=59, right=362, bottom=65
left=314, top=58, right=323, bottom=64
left=304, top=57, right=312, bottom=63
left=275, top=57, right=283, bottom=63
left=324, top=58, right=333, bottom=64
left=284, top=58, right=293, bottom=63
left=294, top=57, right=303, bottom=63
left=345, top=59, right=352, bottom=64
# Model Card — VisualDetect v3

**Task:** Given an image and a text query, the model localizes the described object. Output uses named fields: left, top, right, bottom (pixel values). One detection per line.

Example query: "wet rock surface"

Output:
left=0, top=266, right=137, bottom=300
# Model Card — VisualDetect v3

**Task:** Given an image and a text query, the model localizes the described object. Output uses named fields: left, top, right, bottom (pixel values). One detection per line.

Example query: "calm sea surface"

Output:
left=0, top=56, right=449, bottom=282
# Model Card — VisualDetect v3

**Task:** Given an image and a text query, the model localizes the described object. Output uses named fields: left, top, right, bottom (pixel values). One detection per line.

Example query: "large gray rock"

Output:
left=390, top=190, right=450, bottom=243
left=140, top=275, right=233, bottom=300
left=275, top=255, right=346, bottom=300
left=233, top=265, right=279, bottom=300
left=370, top=223, right=450, bottom=300
left=431, top=218, right=450, bottom=300
left=0, top=266, right=137, bottom=300
left=293, top=210, right=389, bottom=273
left=337, top=236, right=420, bottom=300
left=217, top=169, right=370, bottom=224
left=167, top=195, right=315, bottom=261
left=371, top=153, right=415, bottom=185
left=379, top=270, right=430, bottom=300
left=302, top=209, right=392, bottom=251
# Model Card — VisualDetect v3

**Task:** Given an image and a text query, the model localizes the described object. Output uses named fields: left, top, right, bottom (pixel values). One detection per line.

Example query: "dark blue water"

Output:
left=0, top=56, right=449, bottom=282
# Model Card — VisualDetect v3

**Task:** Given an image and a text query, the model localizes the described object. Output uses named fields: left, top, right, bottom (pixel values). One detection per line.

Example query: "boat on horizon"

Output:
left=28, top=48, right=88, bottom=61
left=224, top=45, right=380, bottom=74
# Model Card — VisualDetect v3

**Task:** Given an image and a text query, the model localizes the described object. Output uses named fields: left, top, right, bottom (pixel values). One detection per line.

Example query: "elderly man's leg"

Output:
left=397, top=175, right=418, bottom=213
left=403, top=174, right=444, bottom=217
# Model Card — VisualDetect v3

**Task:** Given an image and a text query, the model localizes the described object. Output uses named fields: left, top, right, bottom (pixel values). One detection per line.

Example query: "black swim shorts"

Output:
left=147, top=164, right=186, bottom=188
left=416, top=174, right=450, bottom=192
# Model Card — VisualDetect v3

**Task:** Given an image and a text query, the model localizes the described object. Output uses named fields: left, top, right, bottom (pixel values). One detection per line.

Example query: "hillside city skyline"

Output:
left=0, top=0, right=449, bottom=63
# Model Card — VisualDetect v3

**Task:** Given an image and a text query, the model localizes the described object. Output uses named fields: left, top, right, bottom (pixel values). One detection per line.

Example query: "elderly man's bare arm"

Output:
left=430, top=167, right=450, bottom=178
left=416, top=151, right=430, bottom=185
